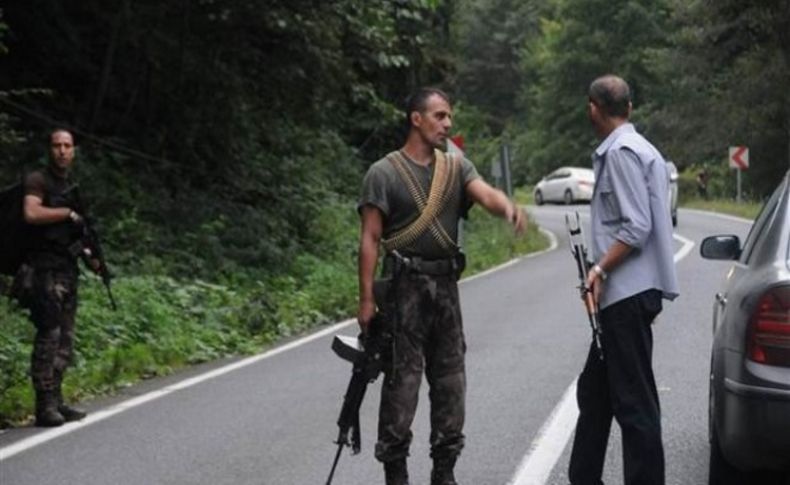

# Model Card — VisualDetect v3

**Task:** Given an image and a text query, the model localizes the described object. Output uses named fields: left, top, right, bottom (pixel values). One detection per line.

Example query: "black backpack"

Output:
left=0, top=177, right=28, bottom=276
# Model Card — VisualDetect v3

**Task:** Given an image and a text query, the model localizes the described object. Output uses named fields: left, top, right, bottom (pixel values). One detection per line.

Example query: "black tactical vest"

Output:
left=25, top=168, right=80, bottom=270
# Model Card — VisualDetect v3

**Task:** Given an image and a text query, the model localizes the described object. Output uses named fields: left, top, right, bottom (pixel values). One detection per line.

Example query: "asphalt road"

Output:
left=0, top=206, right=752, bottom=485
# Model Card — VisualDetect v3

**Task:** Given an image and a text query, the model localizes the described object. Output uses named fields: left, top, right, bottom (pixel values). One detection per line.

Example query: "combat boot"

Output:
left=35, top=390, right=65, bottom=427
left=55, top=385, right=86, bottom=422
left=431, top=456, right=458, bottom=485
left=384, top=458, right=409, bottom=485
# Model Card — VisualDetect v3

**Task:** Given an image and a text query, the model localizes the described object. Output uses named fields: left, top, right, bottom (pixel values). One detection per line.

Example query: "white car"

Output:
left=534, top=167, right=595, bottom=205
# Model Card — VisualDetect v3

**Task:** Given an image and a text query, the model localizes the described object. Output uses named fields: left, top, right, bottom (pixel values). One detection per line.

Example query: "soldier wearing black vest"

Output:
left=22, top=128, right=96, bottom=427
left=357, top=88, right=526, bottom=485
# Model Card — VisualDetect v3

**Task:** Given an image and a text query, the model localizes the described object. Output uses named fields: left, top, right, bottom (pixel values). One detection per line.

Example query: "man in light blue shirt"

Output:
left=568, top=75, right=678, bottom=485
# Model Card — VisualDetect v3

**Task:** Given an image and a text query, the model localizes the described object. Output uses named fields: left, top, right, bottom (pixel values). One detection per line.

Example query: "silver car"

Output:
left=667, top=161, right=678, bottom=227
left=533, top=166, right=594, bottom=205
left=700, top=170, right=790, bottom=484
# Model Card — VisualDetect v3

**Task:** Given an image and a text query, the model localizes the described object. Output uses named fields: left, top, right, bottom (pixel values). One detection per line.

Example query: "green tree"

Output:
left=453, top=0, right=544, bottom=133
left=516, top=0, right=672, bottom=183
left=644, top=0, right=790, bottom=197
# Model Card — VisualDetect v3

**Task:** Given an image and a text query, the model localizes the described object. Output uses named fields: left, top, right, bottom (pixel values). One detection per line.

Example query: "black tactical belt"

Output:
left=385, top=253, right=459, bottom=276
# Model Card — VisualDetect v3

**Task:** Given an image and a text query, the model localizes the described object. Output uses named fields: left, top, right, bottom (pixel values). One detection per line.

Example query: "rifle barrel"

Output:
left=325, top=442, right=344, bottom=485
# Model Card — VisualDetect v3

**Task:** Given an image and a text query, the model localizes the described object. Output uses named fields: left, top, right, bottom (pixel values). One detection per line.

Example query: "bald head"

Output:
left=588, top=75, right=631, bottom=119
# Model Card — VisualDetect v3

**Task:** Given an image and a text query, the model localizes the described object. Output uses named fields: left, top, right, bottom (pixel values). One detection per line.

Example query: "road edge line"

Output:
left=0, top=318, right=354, bottom=461
left=0, top=227, right=559, bottom=461
left=505, top=232, right=695, bottom=485
left=508, top=379, right=579, bottom=485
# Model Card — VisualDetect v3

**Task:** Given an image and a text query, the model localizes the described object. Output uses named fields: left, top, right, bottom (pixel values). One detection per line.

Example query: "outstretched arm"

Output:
left=465, top=178, right=526, bottom=234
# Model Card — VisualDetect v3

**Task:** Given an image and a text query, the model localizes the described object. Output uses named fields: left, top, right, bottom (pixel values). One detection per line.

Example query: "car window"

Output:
left=740, top=179, right=785, bottom=264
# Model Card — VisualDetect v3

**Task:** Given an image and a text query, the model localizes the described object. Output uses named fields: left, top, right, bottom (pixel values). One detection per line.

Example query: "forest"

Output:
left=0, top=0, right=788, bottom=423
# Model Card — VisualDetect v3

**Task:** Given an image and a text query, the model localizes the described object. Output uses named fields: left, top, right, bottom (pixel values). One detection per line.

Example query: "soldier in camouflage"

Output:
left=22, top=129, right=99, bottom=427
left=357, top=88, right=526, bottom=485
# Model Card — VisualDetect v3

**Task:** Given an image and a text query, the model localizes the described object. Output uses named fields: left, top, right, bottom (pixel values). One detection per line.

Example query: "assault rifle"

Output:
left=68, top=185, right=117, bottom=311
left=565, top=212, right=603, bottom=360
left=325, top=312, right=392, bottom=485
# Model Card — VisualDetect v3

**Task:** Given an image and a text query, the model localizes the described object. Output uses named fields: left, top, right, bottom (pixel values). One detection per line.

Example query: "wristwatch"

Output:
left=592, top=264, right=608, bottom=281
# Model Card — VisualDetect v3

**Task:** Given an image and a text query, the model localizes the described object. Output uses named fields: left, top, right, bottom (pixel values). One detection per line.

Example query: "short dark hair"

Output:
left=49, top=127, right=75, bottom=144
left=404, top=87, right=451, bottom=127
left=588, top=75, right=631, bottom=118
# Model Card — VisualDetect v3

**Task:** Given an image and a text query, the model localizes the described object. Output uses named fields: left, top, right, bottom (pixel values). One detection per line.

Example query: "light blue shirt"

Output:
left=590, top=123, right=679, bottom=309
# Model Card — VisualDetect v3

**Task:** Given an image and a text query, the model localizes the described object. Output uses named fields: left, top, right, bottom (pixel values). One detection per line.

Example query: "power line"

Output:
left=0, top=95, right=181, bottom=167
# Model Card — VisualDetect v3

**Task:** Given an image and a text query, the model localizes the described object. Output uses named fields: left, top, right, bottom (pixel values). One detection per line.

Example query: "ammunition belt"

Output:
left=382, top=149, right=459, bottom=253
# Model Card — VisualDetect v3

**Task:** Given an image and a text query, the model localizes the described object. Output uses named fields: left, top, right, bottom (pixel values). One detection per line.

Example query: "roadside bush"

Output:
left=0, top=199, right=548, bottom=425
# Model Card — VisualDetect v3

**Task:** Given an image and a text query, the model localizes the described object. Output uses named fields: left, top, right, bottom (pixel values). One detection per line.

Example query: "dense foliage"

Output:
left=0, top=206, right=545, bottom=424
left=1, top=0, right=787, bottom=422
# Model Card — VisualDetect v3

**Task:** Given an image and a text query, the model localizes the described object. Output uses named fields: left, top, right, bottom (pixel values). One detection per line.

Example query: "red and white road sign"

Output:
left=729, top=146, right=749, bottom=170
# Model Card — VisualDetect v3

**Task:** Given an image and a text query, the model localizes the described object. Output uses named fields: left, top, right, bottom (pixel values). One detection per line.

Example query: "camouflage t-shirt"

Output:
left=358, top=150, right=480, bottom=259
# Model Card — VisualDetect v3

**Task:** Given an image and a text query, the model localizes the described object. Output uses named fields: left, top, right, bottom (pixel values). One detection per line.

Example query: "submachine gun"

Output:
left=325, top=282, right=393, bottom=485
left=565, top=212, right=603, bottom=360
left=68, top=185, right=117, bottom=311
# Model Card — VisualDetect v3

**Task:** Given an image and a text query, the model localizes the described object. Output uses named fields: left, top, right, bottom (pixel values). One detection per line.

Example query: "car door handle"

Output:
left=715, top=293, right=727, bottom=306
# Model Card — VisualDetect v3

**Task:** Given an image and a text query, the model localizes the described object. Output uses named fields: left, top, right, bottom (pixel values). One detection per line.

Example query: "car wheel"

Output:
left=535, top=190, right=544, bottom=206
left=564, top=189, right=573, bottom=205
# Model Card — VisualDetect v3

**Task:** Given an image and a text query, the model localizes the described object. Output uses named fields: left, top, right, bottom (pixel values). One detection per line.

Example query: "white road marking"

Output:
left=508, top=379, right=579, bottom=485
left=506, top=231, right=695, bottom=485
left=0, top=224, right=557, bottom=461
left=672, top=233, right=695, bottom=263
left=0, top=216, right=699, bottom=464
left=0, top=318, right=354, bottom=461
left=464, top=227, right=558, bottom=283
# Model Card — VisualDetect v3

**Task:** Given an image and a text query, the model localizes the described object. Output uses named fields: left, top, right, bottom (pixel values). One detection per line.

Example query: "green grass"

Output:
left=464, top=206, right=549, bottom=275
left=683, top=198, right=761, bottom=220
left=0, top=201, right=550, bottom=426
left=514, top=186, right=535, bottom=206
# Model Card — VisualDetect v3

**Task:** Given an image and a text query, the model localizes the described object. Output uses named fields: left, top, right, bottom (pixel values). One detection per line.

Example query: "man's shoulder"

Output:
left=369, top=154, right=395, bottom=172
left=25, top=169, right=46, bottom=182
left=611, top=131, right=648, bottom=150
left=364, top=152, right=402, bottom=178
left=24, top=170, right=47, bottom=194
left=610, top=131, right=662, bottom=162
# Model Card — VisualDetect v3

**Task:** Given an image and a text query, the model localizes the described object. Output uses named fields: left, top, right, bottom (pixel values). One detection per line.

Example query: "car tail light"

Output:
left=578, top=180, right=593, bottom=188
left=747, top=286, right=790, bottom=366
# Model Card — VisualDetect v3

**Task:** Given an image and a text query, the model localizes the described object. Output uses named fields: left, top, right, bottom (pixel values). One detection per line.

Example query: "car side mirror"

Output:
left=700, top=235, right=741, bottom=260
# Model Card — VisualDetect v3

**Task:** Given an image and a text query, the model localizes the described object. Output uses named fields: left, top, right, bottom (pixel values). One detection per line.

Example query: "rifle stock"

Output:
left=325, top=314, right=390, bottom=484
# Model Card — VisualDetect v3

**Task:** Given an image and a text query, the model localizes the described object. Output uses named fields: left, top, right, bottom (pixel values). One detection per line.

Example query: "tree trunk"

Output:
left=89, top=0, right=131, bottom=134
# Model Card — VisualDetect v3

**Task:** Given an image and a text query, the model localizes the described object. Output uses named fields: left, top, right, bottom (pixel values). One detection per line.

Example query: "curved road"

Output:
left=0, top=207, right=752, bottom=485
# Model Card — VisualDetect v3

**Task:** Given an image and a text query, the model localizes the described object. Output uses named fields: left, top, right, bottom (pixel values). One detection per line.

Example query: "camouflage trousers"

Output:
left=375, top=271, right=466, bottom=463
left=29, top=269, right=78, bottom=392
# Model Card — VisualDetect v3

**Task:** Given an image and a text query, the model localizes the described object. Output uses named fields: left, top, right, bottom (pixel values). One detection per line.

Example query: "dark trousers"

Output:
left=569, top=290, right=664, bottom=485
left=375, top=272, right=466, bottom=463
